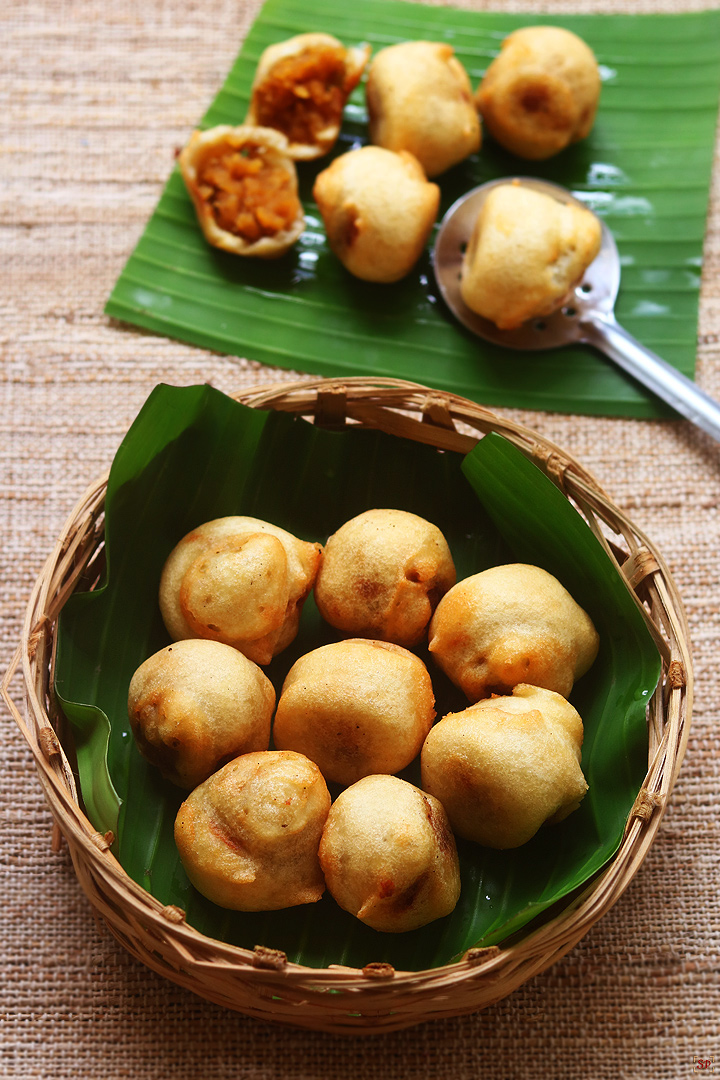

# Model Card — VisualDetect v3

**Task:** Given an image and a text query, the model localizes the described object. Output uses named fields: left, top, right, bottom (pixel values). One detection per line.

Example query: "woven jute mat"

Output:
left=2, top=0, right=719, bottom=1077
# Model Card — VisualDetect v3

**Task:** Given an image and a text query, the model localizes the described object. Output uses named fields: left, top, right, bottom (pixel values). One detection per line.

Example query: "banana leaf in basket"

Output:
left=55, top=383, right=661, bottom=970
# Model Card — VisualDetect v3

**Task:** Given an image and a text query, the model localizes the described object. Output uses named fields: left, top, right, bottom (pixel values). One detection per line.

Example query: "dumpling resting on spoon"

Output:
left=460, top=181, right=601, bottom=331
left=432, top=176, right=720, bottom=442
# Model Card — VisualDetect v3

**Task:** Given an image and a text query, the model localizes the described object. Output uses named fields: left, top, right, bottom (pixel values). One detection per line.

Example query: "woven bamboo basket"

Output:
left=3, top=376, right=692, bottom=1034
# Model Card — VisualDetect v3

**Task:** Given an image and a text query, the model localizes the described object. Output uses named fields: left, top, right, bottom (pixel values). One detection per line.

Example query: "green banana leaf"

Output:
left=54, top=383, right=661, bottom=970
left=105, top=0, right=720, bottom=418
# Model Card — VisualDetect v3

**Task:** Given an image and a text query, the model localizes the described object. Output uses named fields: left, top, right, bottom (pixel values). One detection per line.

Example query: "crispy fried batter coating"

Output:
left=314, top=509, right=455, bottom=645
left=460, top=183, right=601, bottom=330
left=313, top=146, right=439, bottom=283
left=273, top=639, right=436, bottom=786
left=475, top=26, right=601, bottom=160
left=366, top=41, right=481, bottom=177
left=421, top=684, right=588, bottom=848
left=428, top=563, right=599, bottom=702
left=319, top=775, right=461, bottom=931
left=159, top=516, right=322, bottom=666
left=175, top=750, right=331, bottom=910
left=128, top=639, right=275, bottom=789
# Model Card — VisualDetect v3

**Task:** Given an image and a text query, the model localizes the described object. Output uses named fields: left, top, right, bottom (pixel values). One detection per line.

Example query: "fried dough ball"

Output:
left=313, top=146, right=440, bottom=283
left=318, top=775, right=461, bottom=932
left=159, top=516, right=322, bottom=666
left=246, top=33, right=370, bottom=160
left=175, top=750, right=331, bottom=911
left=366, top=41, right=481, bottom=177
left=128, top=639, right=275, bottom=789
left=421, top=684, right=588, bottom=848
left=460, top=182, right=602, bottom=330
left=314, top=509, right=455, bottom=647
left=178, top=125, right=304, bottom=257
left=273, top=639, right=436, bottom=786
left=475, top=26, right=601, bottom=160
left=428, top=563, right=599, bottom=702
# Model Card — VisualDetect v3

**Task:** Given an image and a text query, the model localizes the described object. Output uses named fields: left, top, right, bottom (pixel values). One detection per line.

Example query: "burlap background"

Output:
left=2, top=0, right=719, bottom=1076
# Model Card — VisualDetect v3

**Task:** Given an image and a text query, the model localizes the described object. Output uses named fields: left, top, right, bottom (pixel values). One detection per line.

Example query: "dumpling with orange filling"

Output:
left=246, top=33, right=371, bottom=160
left=178, top=125, right=304, bottom=257
left=159, top=516, right=322, bottom=665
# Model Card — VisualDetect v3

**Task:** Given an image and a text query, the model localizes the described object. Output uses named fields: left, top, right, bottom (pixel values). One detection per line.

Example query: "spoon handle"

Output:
left=581, top=310, right=720, bottom=443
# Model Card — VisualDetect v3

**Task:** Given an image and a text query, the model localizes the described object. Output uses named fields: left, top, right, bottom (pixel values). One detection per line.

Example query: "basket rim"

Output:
left=2, top=375, right=694, bottom=1031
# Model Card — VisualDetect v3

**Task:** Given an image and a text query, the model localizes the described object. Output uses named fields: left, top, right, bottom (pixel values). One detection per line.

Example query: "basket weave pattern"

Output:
left=2, top=377, right=692, bottom=1034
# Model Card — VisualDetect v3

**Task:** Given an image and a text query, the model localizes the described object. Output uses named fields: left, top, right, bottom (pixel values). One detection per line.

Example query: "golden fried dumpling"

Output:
left=421, top=684, right=588, bottom=848
left=128, top=639, right=275, bottom=789
left=314, top=509, right=455, bottom=647
left=246, top=33, right=371, bottom=160
left=159, top=516, right=322, bottom=665
left=175, top=750, right=331, bottom=911
left=313, top=146, right=440, bottom=283
left=178, top=125, right=304, bottom=257
left=273, top=639, right=436, bottom=786
left=318, top=775, right=461, bottom=932
left=460, top=182, right=602, bottom=330
left=428, top=563, right=599, bottom=702
left=475, top=26, right=600, bottom=161
left=366, top=41, right=481, bottom=177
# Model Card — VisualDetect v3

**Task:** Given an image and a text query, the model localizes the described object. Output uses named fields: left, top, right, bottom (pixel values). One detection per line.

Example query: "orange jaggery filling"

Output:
left=253, top=45, right=350, bottom=147
left=197, top=147, right=301, bottom=243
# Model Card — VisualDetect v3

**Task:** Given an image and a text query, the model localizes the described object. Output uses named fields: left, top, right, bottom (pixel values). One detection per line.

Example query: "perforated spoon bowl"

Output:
left=433, top=177, right=720, bottom=443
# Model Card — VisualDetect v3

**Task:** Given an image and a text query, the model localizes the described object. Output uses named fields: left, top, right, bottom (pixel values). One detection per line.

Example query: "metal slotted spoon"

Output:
left=433, top=177, right=720, bottom=443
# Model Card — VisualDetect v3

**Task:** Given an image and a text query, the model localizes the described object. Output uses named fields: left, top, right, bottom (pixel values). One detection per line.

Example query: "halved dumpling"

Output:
left=178, top=125, right=304, bottom=257
left=246, top=33, right=371, bottom=160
